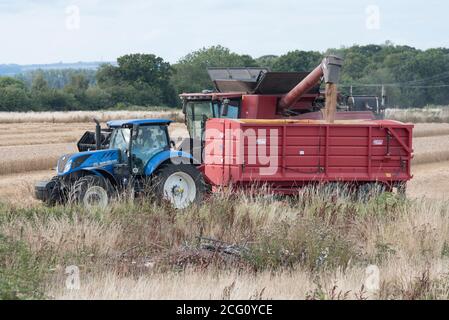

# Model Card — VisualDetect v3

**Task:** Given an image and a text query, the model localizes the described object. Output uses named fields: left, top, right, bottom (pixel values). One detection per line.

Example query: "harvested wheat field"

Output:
left=0, top=110, right=183, bottom=124
left=412, top=123, right=449, bottom=138
left=1, top=113, right=449, bottom=300
left=412, top=134, right=449, bottom=165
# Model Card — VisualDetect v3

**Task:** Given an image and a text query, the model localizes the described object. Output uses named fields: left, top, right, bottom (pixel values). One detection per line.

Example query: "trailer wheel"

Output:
left=153, top=164, right=206, bottom=209
left=70, top=175, right=111, bottom=210
left=396, top=182, right=407, bottom=198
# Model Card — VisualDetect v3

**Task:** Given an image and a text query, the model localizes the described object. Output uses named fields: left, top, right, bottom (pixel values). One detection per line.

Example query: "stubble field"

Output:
left=1, top=110, right=449, bottom=300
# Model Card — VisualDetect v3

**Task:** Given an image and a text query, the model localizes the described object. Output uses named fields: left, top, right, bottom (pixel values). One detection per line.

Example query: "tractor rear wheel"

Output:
left=70, top=175, right=112, bottom=210
left=153, top=164, right=206, bottom=209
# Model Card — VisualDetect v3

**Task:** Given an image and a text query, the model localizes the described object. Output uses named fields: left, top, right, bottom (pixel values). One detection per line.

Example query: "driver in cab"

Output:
left=132, top=127, right=166, bottom=172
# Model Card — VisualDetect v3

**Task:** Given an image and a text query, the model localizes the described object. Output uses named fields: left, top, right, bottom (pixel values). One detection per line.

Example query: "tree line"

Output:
left=1, top=42, right=449, bottom=112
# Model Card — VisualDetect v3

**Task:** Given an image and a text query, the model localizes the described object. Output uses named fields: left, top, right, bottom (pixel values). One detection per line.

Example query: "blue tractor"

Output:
left=35, top=119, right=206, bottom=209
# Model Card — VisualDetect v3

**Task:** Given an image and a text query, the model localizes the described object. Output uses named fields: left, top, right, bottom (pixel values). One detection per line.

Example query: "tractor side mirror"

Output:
left=221, top=99, right=230, bottom=117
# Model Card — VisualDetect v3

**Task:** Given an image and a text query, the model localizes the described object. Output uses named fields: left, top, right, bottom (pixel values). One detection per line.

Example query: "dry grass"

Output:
left=0, top=122, right=93, bottom=135
left=0, top=110, right=183, bottom=124
left=2, top=190, right=449, bottom=300
left=386, top=107, right=449, bottom=123
left=413, top=123, right=449, bottom=138
left=408, top=161, right=449, bottom=200
left=0, top=170, right=54, bottom=206
left=0, top=131, right=87, bottom=147
left=412, top=135, right=449, bottom=165
left=0, top=143, right=76, bottom=175
left=47, top=258, right=449, bottom=300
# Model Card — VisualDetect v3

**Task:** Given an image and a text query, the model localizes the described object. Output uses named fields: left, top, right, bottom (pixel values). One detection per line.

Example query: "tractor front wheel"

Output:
left=70, top=175, right=112, bottom=210
left=153, top=164, right=206, bottom=209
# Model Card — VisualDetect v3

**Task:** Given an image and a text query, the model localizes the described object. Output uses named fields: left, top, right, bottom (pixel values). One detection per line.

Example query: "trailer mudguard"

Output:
left=144, top=150, right=195, bottom=176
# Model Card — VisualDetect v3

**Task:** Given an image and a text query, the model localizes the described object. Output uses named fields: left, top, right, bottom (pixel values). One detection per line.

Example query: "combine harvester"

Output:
left=35, top=56, right=413, bottom=209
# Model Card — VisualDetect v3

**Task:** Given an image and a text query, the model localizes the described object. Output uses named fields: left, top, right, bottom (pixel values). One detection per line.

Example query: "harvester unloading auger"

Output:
left=277, top=55, right=343, bottom=123
left=35, top=55, right=413, bottom=210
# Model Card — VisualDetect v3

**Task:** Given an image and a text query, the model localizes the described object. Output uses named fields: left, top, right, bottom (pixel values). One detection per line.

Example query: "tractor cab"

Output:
left=107, top=119, right=172, bottom=176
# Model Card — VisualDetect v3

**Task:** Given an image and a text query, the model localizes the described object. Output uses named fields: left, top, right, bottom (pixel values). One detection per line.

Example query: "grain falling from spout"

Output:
left=324, top=83, right=338, bottom=123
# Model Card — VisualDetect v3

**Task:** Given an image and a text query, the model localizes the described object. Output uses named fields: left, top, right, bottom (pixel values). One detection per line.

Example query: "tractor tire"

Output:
left=47, top=177, right=63, bottom=206
left=153, top=163, right=207, bottom=209
left=70, top=175, right=112, bottom=210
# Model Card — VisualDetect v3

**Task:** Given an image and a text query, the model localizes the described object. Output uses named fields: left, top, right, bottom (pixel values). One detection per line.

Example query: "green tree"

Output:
left=0, top=77, right=31, bottom=111
left=272, top=50, right=322, bottom=72
left=64, top=73, right=90, bottom=107
left=0, top=77, right=26, bottom=90
left=171, top=45, right=258, bottom=94
left=17, top=69, right=96, bottom=89
left=96, top=53, right=176, bottom=106
left=256, top=55, right=279, bottom=70
left=0, top=86, right=31, bottom=111
left=31, top=71, right=49, bottom=92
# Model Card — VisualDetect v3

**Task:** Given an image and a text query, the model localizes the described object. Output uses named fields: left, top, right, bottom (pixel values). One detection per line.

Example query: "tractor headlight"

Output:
left=62, top=159, right=73, bottom=174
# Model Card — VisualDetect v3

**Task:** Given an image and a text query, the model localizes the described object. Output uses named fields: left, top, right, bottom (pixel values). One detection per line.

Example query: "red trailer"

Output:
left=203, top=118, right=413, bottom=193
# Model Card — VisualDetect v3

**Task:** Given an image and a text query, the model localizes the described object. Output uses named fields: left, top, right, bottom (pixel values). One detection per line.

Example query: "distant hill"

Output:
left=0, top=61, right=116, bottom=76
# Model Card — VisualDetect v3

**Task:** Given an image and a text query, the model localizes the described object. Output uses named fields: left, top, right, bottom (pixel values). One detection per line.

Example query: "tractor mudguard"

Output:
left=144, top=150, right=196, bottom=176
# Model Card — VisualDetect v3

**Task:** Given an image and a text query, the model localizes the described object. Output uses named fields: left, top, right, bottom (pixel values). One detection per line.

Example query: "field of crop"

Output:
left=1, top=110, right=449, bottom=300
left=386, top=106, right=449, bottom=123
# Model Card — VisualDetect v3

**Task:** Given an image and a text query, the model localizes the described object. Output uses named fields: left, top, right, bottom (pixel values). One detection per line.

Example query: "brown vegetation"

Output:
left=386, top=107, right=449, bottom=123
left=0, top=110, right=183, bottom=124
left=1, top=189, right=449, bottom=299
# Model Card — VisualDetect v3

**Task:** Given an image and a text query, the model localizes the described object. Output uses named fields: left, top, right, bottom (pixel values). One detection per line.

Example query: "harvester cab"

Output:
left=35, top=119, right=206, bottom=210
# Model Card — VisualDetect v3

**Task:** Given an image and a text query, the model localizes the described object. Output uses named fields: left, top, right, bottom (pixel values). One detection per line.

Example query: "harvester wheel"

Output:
left=153, top=164, right=206, bottom=209
left=70, top=175, right=112, bottom=210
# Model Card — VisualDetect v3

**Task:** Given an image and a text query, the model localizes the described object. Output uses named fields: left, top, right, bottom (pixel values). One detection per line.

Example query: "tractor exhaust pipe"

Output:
left=94, top=118, right=102, bottom=150
left=278, top=55, right=343, bottom=111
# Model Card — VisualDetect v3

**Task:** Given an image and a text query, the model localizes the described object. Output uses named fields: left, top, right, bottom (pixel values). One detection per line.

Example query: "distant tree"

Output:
left=116, top=54, right=172, bottom=87
left=272, top=50, right=322, bottom=72
left=85, top=86, right=112, bottom=109
left=64, top=73, right=90, bottom=107
left=35, top=89, right=76, bottom=111
left=0, top=86, right=31, bottom=111
left=0, top=77, right=31, bottom=111
left=17, top=69, right=96, bottom=89
left=0, top=77, right=26, bottom=90
left=255, top=55, right=279, bottom=70
left=96, top=64, right=121, bottom=88
left=171, top=45, right=258, bottom=94
left=96, top=53, right=176, bottom=106
left=31, top=71, right=49, bottom=92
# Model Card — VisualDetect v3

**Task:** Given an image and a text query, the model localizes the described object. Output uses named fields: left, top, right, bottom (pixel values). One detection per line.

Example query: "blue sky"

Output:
left=0, top=0, right=445, bottom=64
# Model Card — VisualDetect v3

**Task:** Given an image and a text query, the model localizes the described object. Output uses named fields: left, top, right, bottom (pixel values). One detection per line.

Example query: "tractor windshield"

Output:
left=185, top=101, right=212, bottom=142
left=131, top=125, right=169, bottom=174
left=110, top=128, right=131, bottom=159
